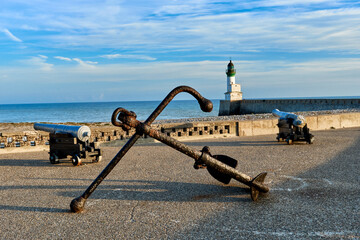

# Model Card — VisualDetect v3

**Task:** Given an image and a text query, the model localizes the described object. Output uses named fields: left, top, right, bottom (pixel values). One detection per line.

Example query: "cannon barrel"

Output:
left=272, top=109, right=306, bottom=127
left=34, top=123, right=91, bottom=142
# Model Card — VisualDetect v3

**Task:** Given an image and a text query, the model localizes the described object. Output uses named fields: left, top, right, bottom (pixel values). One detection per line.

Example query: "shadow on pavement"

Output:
left=0, top=179, right=251, bottom=214
left=166, top=132, right=360, bottom=239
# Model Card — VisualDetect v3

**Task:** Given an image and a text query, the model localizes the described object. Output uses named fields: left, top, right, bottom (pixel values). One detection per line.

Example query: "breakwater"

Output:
left=1, top=111, right=360, bottom=153
left=219, top=98, right=360, bottom=115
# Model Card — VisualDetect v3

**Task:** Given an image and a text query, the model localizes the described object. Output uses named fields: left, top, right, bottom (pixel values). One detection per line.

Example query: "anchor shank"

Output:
left=144, top=124, right=202, bottom=160
left=141, top=124, right=269, bottom=193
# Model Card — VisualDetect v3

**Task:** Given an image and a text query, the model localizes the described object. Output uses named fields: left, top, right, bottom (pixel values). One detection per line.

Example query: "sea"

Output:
left=1, top=96, right=358, bottom=123
left=0, top=100, right=221, bottom=123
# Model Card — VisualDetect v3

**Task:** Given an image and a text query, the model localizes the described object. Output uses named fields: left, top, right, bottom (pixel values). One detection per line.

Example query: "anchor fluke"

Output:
left=207, top=155, right=238, bottom=184
left=250, top=172, right=268, bottom=201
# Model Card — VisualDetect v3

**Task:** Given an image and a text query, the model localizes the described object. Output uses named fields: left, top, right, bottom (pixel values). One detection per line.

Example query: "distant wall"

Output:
left=219, top=98, right=360, bottom=115
left=1, top=112, right=360, bottom=153
left=0, top=121, right=235, bottom=151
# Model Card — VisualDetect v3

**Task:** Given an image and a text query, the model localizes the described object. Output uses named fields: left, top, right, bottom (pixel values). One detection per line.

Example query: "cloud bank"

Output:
left=0, top=0, right=359, bottom=104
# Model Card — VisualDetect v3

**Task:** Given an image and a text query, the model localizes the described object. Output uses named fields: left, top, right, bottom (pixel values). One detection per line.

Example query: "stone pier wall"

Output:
left=0, top=121, right=234, bottom=150
left=219, top=98, right=360, bottom=115
left=1, top=112, right=360, bottom=153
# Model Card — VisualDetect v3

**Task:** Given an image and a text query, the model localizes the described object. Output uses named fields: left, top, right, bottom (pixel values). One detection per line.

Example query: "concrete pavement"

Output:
left=0, top=127, right=359, bottom=239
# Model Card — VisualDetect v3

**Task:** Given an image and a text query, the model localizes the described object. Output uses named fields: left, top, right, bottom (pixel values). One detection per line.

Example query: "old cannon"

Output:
left=34, top=123, right=102, bottom=166
left=272, top=109, right=314, bottom=144
left=70, top=86, right=269, bottom=213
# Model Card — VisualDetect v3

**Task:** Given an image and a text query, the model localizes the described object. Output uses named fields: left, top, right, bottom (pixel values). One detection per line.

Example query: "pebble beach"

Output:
left=1, top=109, right=359, bottom=135
left=154, top=108, right=360, bottom=124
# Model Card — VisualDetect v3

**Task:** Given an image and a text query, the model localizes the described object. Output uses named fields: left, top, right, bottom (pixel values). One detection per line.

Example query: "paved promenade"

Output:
left=0, top=127, right=359, bottom=239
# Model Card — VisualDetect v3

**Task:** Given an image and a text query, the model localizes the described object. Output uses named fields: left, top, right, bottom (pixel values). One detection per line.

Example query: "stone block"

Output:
left=317, top=114, right=341, bottom=130
left=305, top=116, right=318, bottom=130
left=237, top=121, right=253, bottom=136
left=340, top=113, right=360, bottom=128
left=252, top=119, right=278, bottom=136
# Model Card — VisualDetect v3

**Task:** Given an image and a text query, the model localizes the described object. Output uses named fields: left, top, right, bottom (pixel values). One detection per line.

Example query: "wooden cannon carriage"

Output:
left=34, top=123, right=102, bottom=166
left=272, top=109, right=314, bottom=145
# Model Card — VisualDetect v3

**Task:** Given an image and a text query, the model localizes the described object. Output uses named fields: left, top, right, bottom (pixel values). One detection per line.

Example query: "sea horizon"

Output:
left=0, top=99, right=221, bottom=123
left=1, top=96, right=359, bottom=124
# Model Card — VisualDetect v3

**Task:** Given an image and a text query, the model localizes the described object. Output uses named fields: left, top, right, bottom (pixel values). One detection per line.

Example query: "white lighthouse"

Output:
left=224, top=60, right=242, bottom=101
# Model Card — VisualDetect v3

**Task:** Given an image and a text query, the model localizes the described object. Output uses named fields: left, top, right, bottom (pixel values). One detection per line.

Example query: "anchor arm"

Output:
left=70, top=86, right=212, bottom=213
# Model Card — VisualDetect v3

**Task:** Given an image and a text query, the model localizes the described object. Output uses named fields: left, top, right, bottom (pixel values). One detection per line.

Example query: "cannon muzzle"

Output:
left=34, top=123, right=91, bottom=142
left=272, top=109, right=306, bottom=127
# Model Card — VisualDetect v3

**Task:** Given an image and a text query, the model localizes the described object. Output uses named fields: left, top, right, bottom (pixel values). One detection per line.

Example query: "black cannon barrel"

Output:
left=34, top=123, right=91, bottom=142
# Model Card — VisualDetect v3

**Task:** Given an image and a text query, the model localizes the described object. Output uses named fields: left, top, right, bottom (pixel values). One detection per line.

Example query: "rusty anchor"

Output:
left=70, top=86, right=269, bottom=213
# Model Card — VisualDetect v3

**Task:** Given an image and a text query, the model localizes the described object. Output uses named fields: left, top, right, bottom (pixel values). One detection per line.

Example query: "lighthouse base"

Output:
left=225, top=91, right=242, bottom=101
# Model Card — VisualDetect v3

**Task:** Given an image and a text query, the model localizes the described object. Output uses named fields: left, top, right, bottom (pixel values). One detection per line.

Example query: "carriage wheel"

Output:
left=95, top=155, right=102, bottom=162
left=49, top=153, right=59, bottom=164
left=72, top=155, right=82, bottom=166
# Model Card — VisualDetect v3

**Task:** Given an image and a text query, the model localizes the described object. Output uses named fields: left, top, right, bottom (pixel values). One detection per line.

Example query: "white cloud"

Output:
left=101, top=54, right=156, bottom=61
left=2, top=1, right=360, bottom=54
left=2, top=28, right=22, bottom=42
left=72, top=58, right=98, bottom=68
left=259, top=0, right=331, bottom=7
left=100, top=54, right=121, bottom=59
left=22, top=55, right=53, bottom=71
left=54, top=56, right=98, bottom=68
left=54, top=56, right=72, bottom=61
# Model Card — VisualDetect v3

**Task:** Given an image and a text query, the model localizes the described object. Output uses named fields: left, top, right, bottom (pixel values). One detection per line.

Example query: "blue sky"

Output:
left=1, top=0, right=359, bottom=104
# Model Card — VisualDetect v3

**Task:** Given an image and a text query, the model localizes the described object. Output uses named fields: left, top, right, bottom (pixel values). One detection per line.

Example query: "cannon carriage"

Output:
left=276, top=118, right=314, bottom=144
left=34, top=123, right=102, bottom=166
left=272, top=109, right=314, bottom=145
